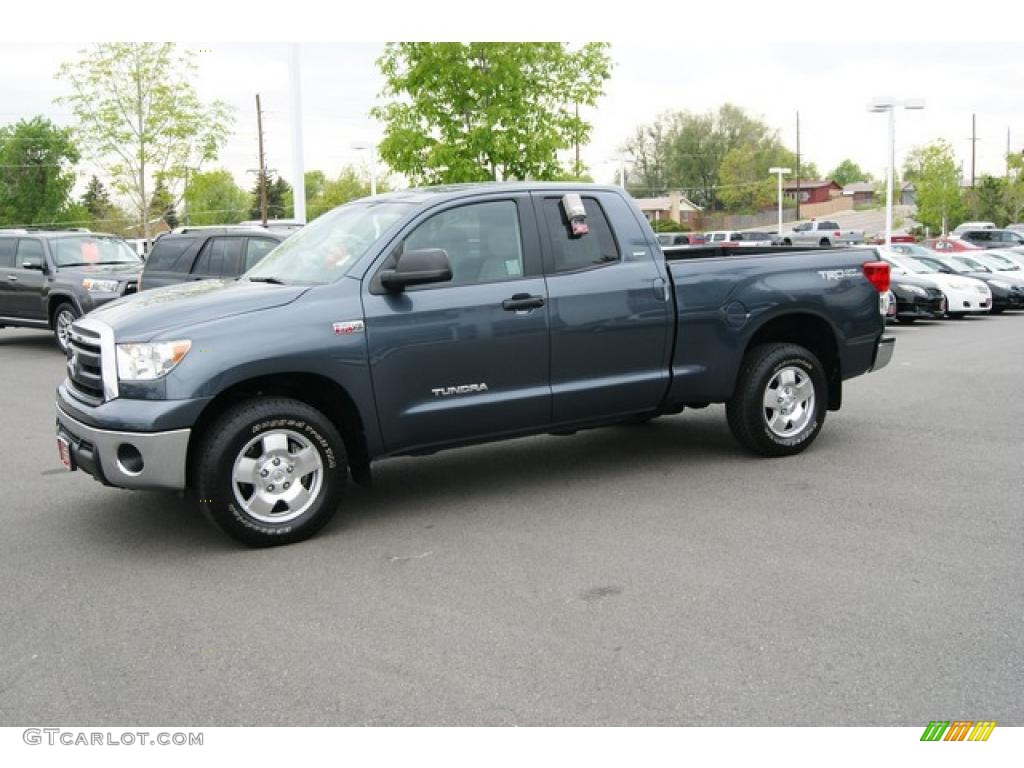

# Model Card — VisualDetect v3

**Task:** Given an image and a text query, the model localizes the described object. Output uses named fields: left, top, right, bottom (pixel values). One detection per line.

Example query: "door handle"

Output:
left=7, top=275, right=17, bottom=281
left=502, top=293, right=545, bottom=311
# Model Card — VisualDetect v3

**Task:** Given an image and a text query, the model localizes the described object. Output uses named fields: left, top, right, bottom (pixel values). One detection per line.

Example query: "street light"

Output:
left=352, top=142, right=377, bottom=196
left=868, top=97, right=925, bottom=246
left=769, top=166, right=791, bottom=237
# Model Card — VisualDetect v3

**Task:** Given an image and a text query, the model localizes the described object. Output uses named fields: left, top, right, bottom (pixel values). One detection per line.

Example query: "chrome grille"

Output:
left=66, top=325, right=105, bottom=404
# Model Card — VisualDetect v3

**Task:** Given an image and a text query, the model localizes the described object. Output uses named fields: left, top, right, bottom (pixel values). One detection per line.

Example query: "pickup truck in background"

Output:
left=54, top=183, right=894, bottom=547
left=780, top=220, right=864, bottom=247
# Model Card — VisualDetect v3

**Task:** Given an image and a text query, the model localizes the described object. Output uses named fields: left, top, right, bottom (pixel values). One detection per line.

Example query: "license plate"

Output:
left=57, top=436, right=73, bottom=471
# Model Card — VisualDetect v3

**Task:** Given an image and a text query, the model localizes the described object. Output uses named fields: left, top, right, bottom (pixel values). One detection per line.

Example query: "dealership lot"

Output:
left=0, top=316, right=1021, bottom=726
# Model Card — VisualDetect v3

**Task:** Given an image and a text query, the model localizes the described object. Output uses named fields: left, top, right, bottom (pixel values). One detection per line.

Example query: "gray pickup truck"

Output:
left=54, top=183, right=894, bottom=546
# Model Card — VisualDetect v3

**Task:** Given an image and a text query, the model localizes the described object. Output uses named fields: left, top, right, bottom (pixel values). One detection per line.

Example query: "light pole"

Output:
left=868, top=97, right=925, bottom=246
left=352, top=142, right=377, bottom=196
left=769, top=167, right=791, bottom=237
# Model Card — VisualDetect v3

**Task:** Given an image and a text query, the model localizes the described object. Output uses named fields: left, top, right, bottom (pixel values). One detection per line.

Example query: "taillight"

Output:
left=863, top=261, right=890, bottom=292
left=835, top=231, right=841, bottom=238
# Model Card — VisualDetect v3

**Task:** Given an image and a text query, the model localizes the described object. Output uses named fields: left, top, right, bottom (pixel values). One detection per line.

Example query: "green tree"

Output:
left=372, top=42, right=612, bottom=184
left=183, top=169, right=248, bottom=225
left=967, top=175, right=1008, bottom=225
left=1005, top=154, right=1024, bottom=223
left=148, top=177, right=178, bottom=228
left=718, top=142, right=798, bottom=213
left=81, top=175, right=111, bottom=220
left=903, top=140, right=966, bottom=232
left=828, top=159, right=872, bottom=187
left=249, top=172, right=292, bottom=220
left=56, top=42, right=233, bottom=243
left=0, top=116, right=80, bottom=226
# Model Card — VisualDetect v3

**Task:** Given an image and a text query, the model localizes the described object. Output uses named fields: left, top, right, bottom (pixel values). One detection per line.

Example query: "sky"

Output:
left=1, top=40, right=1022, bottom=203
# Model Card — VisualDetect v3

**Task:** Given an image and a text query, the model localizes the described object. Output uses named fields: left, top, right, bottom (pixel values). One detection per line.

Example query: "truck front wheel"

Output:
left=726, top=343, right=827, bottom=457
left=195, top=397, right=347, bottom=546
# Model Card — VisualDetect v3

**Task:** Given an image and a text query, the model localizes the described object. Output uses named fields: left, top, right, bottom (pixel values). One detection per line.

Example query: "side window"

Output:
left=16, top=239, right=44, bottom=267
left=146, top=237, right=195, bottom=273
left=193, top=237, right=243, bottom=277
left=794, top=223, right=809, bottom=232
left=244, top=238, right=279, bottom=272
left=820, top=221, right=838, bottom=230
left=542, top=197, right=619, bottom=273
left=0, top=238, right=15, bottom=268
left=403, top=200, right=523, bottom=287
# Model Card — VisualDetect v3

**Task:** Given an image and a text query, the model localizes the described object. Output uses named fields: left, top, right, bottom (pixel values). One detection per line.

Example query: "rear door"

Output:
left=533, top=190, right=672, bottom=425
left=242, top=236, right=281, bottom=274
left=141, top=236, right=200, bottom=289
left=190, top=237, right=245, bottom=281
left=363, top=194, right=551, bottom=453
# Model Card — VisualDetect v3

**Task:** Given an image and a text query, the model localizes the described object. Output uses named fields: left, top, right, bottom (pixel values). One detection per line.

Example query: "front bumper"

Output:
left=871, top=336, right=896, bottom=372
left=944, top=287, right=991, bottom=314
left=56, top=403, right=190, bottom=490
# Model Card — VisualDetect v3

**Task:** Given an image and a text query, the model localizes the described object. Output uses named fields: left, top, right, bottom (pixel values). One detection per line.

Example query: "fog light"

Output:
left=116, top=443, right=144, bottom=475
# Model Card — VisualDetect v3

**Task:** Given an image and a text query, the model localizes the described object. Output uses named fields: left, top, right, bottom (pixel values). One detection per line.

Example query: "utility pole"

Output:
left=968, top=113, right=978, bottom=187
left=1007, top=127, right=1012, bottom=178
left=256, top=94, right=268, bottom=227
left=795, top=111, right=801, bottom=221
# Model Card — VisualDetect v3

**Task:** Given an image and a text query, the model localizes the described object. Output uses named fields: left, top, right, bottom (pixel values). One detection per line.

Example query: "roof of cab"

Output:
left=368, top=181, right=626, bottom=205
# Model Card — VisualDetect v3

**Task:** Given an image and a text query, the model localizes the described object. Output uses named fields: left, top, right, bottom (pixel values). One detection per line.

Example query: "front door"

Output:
left=363, top=195, right=551, bottom=453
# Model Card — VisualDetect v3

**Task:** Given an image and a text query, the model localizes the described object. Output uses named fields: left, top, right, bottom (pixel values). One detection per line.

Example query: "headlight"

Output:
left=948, top=281, right=967, bottom=289
left=989, top=280, right=1011, bottom=290
left=82, top=278, right=119, bottom=293
left=116, top=340, right=191, bottom=380
left=897, top=283, right=928, bottom=297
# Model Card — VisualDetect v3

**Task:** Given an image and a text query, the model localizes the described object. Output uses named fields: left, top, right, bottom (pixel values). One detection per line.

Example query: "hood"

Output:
left=89, top=278, right=311, bottom=340
left=57, top=262, right=143, bottom=280
left=922, top=273, right=986, bottom=292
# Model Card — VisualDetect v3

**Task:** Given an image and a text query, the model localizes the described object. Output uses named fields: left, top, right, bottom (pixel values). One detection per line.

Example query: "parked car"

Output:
left=877, top=248, right=991, bottom=317
left=951, top=221, right=996, bottom=234
left=702, top=230, right=776, bottom=247
left=656, top=232, right=699, bottom=247
left=140, top=227, right=290, bottom=290
left=906, top=250, right=1024, bottom=314
left=779, top=220, right=864, bottom=247
left=0, top=230, right=143, bottom=350
left=870, top=233, right=916, bottom=245
left=925, top=236, right=982, bottom=253
left=955, top=228, right=1024, bottom=249
left=54, top=183, right=894, bottom=546
left=981, top=248, right=1024, bottom=273
left=882, top=289, right=898, bottom=323
left=887, top=274, right=947, bottom=323
left=1006, top=223, right=1024, bottom=234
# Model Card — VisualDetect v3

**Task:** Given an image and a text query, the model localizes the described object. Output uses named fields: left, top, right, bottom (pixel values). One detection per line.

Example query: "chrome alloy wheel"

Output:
left=231, top=429, right=324, bottom=523
left=56, top=309, right=75, bottom=351
left=762, top=366, right=815, bottom=438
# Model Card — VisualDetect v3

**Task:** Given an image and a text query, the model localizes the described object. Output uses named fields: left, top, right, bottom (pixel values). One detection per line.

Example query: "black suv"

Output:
left=141, top=227, right=290, bottom=291
left=0, top=229, right=143, bottom=350
left=956, top=228, right=1024, bottom=248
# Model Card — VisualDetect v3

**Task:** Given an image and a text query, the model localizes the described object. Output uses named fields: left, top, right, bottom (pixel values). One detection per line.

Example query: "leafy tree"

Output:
left=148, top=177, right=178, bottom=228
left=304, top=170, right=327, bottom=204
left=967, top=175, right=1008, bottom=226
left=828, top=159, right=872, bottom=187
left=903, top=140, right=966, bottom=232
left=372, top=42, right=612, bottom=184
left=183, top=169, right=249, bottom=225
left=1005, top=153, right=1024, bottom=223
left=249, top=172, right=292, bottom=220
left=650, top=219, right=682, bottom=232
left=0, top=116, right=80, bottom=226
left=718, top=142, right=797, bottom=213
left=304, top=166, right=390, bottom=220
left=81, top=175, right=112, bottom=220
left=56, top=43, right=233, bottom=243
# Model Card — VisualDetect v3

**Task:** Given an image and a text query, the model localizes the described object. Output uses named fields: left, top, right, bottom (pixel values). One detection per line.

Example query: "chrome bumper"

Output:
left=55, top=404, right=190, bottom=490
left=871, top=335, right=896, bottom=372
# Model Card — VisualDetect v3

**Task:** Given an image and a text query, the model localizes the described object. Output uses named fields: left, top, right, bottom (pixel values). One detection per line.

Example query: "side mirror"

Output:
left=22, top=259, right=45, bottom=271
left=380, top=248, right=452, bottom=291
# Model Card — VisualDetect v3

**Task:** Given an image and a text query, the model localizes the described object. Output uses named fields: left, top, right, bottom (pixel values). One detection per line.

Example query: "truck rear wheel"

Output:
left=195, top=397, right=347, bottom=547
left=726, top=343, right=827, bottom=457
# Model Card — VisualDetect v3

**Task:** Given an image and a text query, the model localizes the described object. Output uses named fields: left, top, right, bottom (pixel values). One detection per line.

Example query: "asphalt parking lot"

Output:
left=0, top=315, right=1021, bottom=726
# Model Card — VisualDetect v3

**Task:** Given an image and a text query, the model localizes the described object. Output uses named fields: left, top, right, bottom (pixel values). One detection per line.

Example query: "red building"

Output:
left=783, top=179, right=842, bottom=205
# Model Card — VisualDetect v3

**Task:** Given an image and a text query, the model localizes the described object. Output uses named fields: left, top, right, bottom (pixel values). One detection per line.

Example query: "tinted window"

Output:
left=819, top=221, right=838, bottom=230
left=244, top=238, right=280, bottom=271
left=0, top=238, right=15, bottom=268
left=403, top=200, right=523, bottom=286
left=193, top=237, right=243, bottom=277
left=50, top=236, right=140, bottom=267
left=16, top=239, right=45, bottom=266
left=144, top=237, right=195, bottom=272
left=542, top=197, right=619, bottom=273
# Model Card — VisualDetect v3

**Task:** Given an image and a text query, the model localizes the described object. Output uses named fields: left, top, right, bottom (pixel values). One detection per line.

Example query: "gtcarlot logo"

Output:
left=23, top=728, right=203, bottom=746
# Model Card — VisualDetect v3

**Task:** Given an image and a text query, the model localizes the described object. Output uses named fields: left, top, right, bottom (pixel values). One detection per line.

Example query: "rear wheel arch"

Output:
left=742, top=312, right=842, bottom=411
left=186, top=372, right=371, bottom=490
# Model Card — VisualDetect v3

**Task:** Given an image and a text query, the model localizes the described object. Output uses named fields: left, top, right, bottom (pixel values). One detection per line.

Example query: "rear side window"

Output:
left=542, top=197, right=619, bottom=273
left=192, top=237, right=243, bottom=277
left=146, top=237, right=196, bottom=272
left=819, top=221, right=838, bottom=230
left=0, top=238, right=16, bottom=268
left=244, top=237, right=280, bottom=272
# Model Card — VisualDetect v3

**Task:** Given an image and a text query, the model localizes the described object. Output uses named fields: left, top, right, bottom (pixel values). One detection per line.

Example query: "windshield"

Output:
left=918, top=255, right=968, bottom=273
left=886, top=253, right=932, bottom=274
left=51, top=236, right=142, bottom=267
left=952, top=255, right=989, bottom=272
left=245, top=202, right=414, bottom=284
left=975, top=253, right=1021, bottom=271
left=891, top=244, right=934, bottom=259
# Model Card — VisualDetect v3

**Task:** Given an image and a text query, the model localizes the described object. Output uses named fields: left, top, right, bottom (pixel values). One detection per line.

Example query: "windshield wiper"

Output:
left=248, top=276, right=287, bottom=285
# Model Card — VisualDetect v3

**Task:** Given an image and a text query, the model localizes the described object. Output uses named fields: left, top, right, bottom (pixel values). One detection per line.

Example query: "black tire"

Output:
left=195, top=397, right=347, bottom=547
left=726, top=343, right=827, bottom=457
left=782, top=238, right=792, bottom=246
left=990, top=307, right=1004, bottom=315
left=51, top=302, right=79, bottom=352
left=819, top=238, right=830, bottom=247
